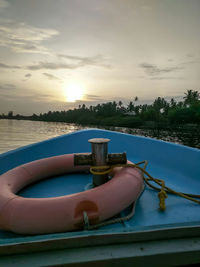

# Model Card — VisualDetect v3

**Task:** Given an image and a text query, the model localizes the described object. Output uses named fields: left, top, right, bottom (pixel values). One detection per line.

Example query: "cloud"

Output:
left=0, top=0, right=10, bottom=9
left=168, top=55, right=199, bottom=65
left=27, top=62, right=77, bottom=70
left=0, top=62, right=21, bottom=69
left=25, top=73, right=32, bottom=78
left=58, top=54, right=112, bottom=68
left=27, top=54, right=111, bottom=70
left=1, top=54, right=111, bottom=71
left=179, top=60, right=199, bottom=65
left=84, top=94, right=102, bottom=101
left=0, top=17, right=12, bottom=23
left=186, top=53, right=195, bottom=58
left=43, top=73, right=60, bottom=80
left=140, top=5, right=152, bottom=11
left=150, top=77, right=184, bottom=80
left=0, top=83, right=16, bottom=91
left=139, top=62, right=184, bottom=76
left=0, top=22, right=59, bottom=54
left=0, top=82, right=55, bottom=103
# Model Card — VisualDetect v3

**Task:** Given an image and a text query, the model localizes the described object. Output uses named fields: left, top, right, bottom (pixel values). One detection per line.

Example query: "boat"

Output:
left=0, top=128, right=199, bottom=266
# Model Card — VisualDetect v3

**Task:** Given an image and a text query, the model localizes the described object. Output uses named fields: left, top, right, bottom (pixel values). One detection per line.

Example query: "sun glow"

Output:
left=65, top=83, right=84, bottom=102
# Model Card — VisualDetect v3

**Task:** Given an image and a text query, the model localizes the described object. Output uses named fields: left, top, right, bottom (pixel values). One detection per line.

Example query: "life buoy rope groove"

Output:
left=0, top=154, right=144, bottom=235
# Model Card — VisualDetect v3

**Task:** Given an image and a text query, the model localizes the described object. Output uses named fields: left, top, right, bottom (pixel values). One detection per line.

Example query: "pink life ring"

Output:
left=0, top=154, right=144, bottom=234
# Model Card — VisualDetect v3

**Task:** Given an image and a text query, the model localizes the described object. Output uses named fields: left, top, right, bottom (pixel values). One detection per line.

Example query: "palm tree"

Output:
left=170, top=98, right=176, bottom=108
left=153, top=97, right=168, bottom=112
left=134, top=96, right=138, bottom=102
left=8, top=111, right=13, bottom=118
left=127, top=101, right=134, bottom=111
left=112, top=101, right=117, bottom=112
left=118, top=101, right=123, bottom=108
left=183, top=90, right=200, bottom=106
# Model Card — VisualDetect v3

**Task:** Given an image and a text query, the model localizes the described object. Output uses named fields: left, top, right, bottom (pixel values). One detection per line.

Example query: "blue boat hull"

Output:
left=0, top=129, right=200, bottom=266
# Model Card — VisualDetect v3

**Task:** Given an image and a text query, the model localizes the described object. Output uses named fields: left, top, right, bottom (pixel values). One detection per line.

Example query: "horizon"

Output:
left=1, top=89, right=197, bottom=117
left=0, top=0, right=200, bottom=115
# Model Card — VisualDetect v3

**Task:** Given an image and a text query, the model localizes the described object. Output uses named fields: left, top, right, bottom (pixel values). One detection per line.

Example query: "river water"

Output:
left=0, top=119, right=199, bottom=154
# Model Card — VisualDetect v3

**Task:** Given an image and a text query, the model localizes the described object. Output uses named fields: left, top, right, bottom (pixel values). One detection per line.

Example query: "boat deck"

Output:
left=0, top=129, right=199, bottom=266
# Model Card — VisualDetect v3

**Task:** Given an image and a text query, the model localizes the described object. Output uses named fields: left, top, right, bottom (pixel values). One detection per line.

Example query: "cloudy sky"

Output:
left=0, top=0, right=200, bottom=115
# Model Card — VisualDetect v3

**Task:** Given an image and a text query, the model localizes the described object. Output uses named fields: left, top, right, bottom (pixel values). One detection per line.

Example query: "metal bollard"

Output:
left=89, top=138, right=110, bottom=186
left=74, top=138, right=127, bottom=187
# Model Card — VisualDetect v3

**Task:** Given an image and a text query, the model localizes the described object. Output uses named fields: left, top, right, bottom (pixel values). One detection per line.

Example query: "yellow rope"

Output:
left=90, top=162, right=200, bottom=211
left=157, top=180, right=167, bottom=211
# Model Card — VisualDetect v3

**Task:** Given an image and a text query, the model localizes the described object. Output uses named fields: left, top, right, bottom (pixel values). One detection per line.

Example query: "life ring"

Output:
left=0, top=154, right=144, bottom=234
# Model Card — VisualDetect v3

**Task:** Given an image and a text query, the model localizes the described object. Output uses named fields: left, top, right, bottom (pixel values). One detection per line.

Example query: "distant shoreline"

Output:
left=1, top=90, right=200, bottom=131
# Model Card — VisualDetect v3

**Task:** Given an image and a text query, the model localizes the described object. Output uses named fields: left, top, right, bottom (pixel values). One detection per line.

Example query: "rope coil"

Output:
left=90, top=161, right=200, bottom=210
left=84, top=161, right=200, bottom=230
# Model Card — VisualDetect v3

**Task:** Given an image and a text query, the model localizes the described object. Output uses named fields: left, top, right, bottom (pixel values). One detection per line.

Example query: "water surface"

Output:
left=0, top=120, right=86, bottom=154
left=0, top=119, right=199, bottom=154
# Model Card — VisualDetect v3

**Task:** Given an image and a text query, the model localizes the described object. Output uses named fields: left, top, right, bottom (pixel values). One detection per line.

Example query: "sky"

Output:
left=0, top=0, right=200, bottom=115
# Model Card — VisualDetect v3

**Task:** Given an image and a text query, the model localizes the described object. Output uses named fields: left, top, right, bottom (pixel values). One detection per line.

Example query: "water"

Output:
left=0, top=119, right=87, bottom=154
left=0, top=119, right=199, bottom=154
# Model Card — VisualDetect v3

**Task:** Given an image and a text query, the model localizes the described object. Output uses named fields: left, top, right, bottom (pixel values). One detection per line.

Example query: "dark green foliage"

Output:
left=8, top=111, right=13, bottom=118
left=1, top=90, right=199, bottom=128
left=169, top=104, right=200, bottom=124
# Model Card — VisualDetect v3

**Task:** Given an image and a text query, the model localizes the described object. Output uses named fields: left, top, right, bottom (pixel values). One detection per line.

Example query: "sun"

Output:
left=65, top=83, right=84, bottom=102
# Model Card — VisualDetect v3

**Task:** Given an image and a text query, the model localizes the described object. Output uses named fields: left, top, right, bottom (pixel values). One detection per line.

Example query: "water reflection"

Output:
left=0, top=120, right=87, bottom=154
left=0, top=119, right=199, bottom=154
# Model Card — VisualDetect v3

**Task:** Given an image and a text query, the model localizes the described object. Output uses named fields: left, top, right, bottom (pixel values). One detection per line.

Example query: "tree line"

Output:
left=1, top=90, right=200, bottom=129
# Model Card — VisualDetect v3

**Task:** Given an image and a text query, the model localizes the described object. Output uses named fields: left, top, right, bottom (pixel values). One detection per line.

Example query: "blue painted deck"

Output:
left=0, top=128, right=199, bottom=247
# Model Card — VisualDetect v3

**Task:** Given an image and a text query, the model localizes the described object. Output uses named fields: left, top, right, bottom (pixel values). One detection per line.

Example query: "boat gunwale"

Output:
left=0, top=223, right=200, bottom=256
